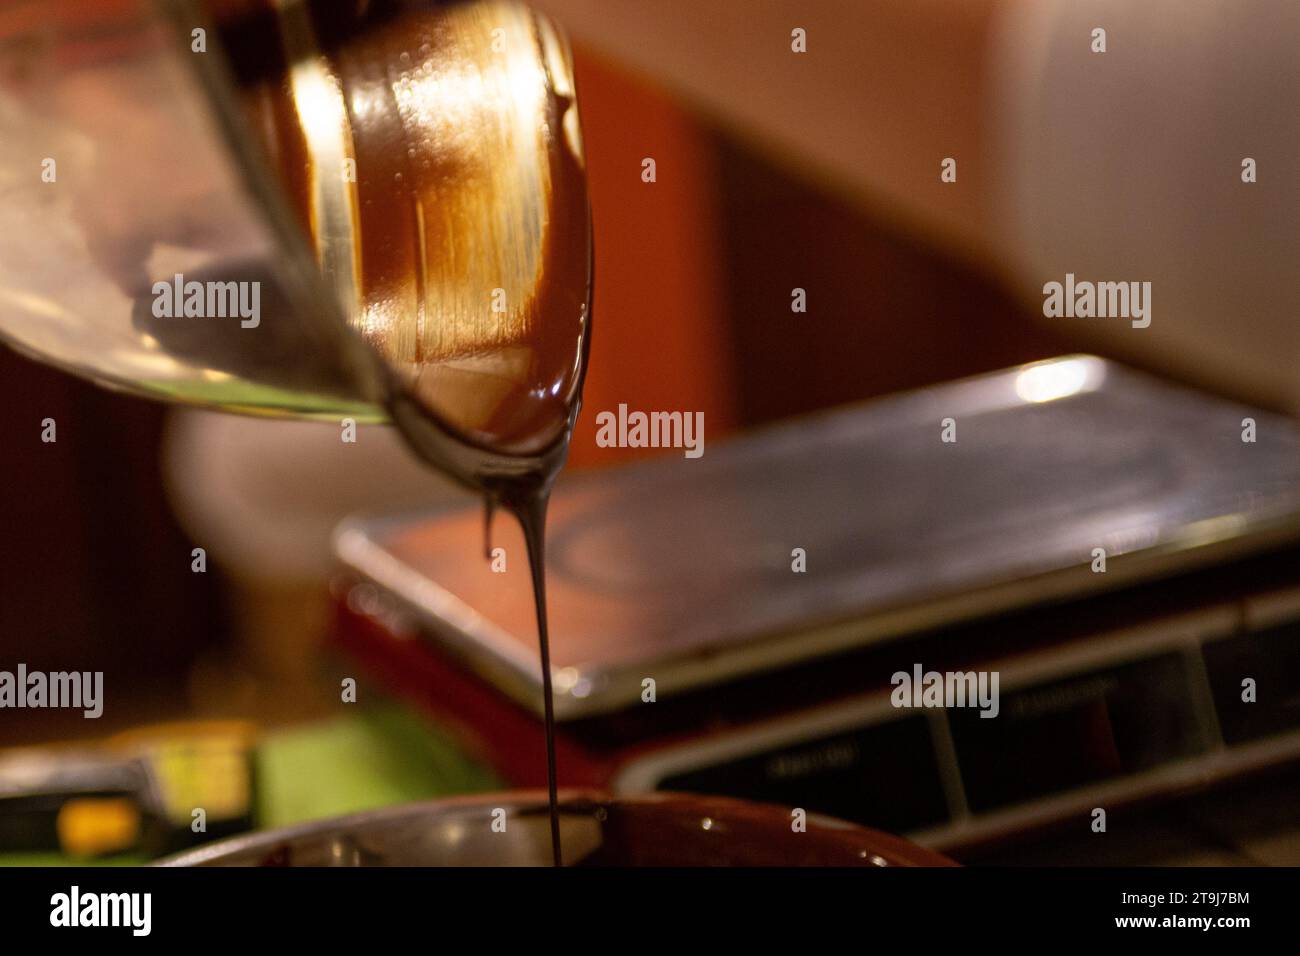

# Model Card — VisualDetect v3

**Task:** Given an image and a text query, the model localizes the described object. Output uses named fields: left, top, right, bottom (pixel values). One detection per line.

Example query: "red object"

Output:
left=329, top=600, right=616, bottom=788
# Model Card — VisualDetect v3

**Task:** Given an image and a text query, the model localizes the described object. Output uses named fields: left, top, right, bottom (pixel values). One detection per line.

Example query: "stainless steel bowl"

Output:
left=158, top=791, right=954, bottom=867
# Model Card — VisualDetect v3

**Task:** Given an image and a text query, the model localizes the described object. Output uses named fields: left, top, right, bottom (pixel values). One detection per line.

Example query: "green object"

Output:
left=0, top=704, right=499, bottom=866
left=0, top=851, right=142, bottom=867
left=257, top=704, right=500, bottom=828
left=142, top=379, right=383, bottom=422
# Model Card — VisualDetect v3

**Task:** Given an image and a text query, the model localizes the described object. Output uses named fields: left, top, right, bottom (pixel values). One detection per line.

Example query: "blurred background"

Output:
left=2, top=0, right=1299, bottom=865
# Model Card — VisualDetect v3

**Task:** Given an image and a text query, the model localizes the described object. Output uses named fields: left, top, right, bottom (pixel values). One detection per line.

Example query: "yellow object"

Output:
left=56, top=797, right=141, bottom=858
left=110, top=721, right=256, bottom=826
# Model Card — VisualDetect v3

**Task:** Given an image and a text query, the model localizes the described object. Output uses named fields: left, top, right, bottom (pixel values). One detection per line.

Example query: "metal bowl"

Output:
left=158, top=791, right=953, bottom=866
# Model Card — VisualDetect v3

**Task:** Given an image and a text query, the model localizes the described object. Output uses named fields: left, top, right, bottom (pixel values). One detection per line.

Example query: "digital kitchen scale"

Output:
left=330, top=356, right=1300, bottom=851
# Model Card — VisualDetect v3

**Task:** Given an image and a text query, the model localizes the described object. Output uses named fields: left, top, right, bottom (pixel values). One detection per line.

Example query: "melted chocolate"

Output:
left=208, top=0, right=590, bottom=866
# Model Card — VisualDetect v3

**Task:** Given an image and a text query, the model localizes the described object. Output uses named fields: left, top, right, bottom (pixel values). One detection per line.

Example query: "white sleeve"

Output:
left=991, top=0, right=1300, bottom=410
